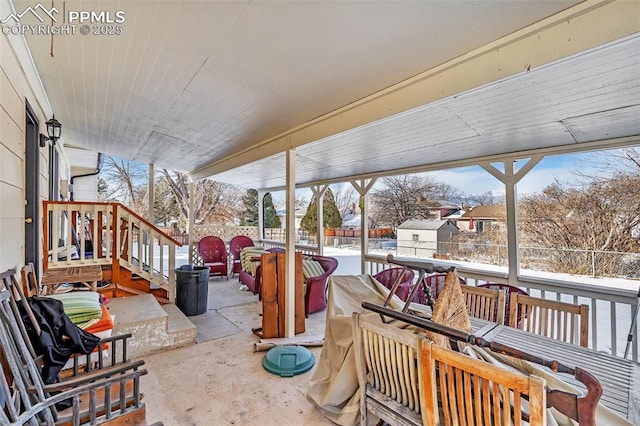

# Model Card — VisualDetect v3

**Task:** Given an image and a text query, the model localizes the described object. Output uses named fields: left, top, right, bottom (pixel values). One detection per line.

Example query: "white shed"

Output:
left=397, top=220, right=459, bottom=257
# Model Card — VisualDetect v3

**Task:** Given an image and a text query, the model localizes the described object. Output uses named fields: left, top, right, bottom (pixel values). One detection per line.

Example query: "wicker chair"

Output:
left=198, top=236, right=228, bottom=279
left=229, top=235, right=255, bottom=278
left=305, top=255, right=338, bottom=315
left=419, top=273, right=467, bottom=305
left=372, top=267, right=415, bottom=301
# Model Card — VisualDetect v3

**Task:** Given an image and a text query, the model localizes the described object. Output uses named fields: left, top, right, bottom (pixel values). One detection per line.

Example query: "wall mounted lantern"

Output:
left=40, top=115, right=62, bottom=147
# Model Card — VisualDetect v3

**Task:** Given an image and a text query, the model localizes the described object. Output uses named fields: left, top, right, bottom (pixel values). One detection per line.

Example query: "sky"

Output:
left=269, top=147, right=636, bottom=207
left=425, top=154, right=587, bottom=197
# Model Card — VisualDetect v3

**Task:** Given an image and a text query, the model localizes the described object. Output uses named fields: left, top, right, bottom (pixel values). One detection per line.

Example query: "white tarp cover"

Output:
left=306, top=274, right=404, bottom=425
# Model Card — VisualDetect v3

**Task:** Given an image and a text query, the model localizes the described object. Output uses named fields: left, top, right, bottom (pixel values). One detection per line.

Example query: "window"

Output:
left=412, top=234, right=419, bottom=242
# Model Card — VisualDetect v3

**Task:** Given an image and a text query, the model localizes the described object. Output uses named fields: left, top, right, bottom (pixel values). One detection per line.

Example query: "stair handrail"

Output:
left=114, top=203, right=182, bottom=302
left=114, top=204, right=184, bottom=247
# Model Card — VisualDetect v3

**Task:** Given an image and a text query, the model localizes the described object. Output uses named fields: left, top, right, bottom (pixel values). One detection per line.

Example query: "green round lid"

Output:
left=262, top=345, right=315, bottom=377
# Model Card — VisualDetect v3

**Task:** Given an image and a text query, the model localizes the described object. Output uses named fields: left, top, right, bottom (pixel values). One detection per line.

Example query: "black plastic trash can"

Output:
left=175, top=265, right=210, bottom=316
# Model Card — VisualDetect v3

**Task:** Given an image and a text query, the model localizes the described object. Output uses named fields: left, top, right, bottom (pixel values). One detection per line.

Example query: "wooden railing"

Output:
left=363, top=252, right=640, bottom=363
left=43, top=201, right=182, bottom=302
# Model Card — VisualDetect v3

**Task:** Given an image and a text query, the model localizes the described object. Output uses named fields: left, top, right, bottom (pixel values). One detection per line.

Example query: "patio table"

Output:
left=482, top=324, right=640, bottom=423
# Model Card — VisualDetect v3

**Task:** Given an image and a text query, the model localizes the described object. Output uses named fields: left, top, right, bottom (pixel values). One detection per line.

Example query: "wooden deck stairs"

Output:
left=43, top=201, right=182, bottom=304
left=99, top=263, right=171, bottom=304
left=42, top=201, right=196, bottom=355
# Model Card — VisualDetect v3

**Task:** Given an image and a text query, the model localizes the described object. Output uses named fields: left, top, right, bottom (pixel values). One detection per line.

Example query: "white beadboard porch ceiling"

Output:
left=14, top=0, right=640, bottom=188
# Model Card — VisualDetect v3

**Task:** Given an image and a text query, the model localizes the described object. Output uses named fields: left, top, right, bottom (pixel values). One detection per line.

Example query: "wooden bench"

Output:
left=41, top=265, right=103, bottom=294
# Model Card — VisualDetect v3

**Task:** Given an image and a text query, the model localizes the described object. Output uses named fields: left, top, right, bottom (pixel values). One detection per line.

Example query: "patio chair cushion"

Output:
left=240, top=246, right=267, bottom=275
left=302, top=258, right=325, bottom=281
left=46, top=292, right=102, bottom=325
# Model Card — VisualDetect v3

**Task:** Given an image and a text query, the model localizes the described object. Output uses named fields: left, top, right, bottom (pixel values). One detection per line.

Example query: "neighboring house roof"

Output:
left=397, top=220, right=457, bottom=230
left=442, top=209, right=465, bottom=219
left=461, top=205, right=505, bottom=220
left=431, top=199, right=460, bottom=209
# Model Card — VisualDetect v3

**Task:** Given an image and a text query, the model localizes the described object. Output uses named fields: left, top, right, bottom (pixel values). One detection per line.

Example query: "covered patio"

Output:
left=2, top=0, right=640, bottom=424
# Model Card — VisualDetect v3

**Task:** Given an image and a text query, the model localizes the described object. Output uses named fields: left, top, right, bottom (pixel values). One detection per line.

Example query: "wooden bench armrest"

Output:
left=29, top=359, right=146, bottom=393
left=16, top=368, right=148, bottom=425
left=64, top=332, right=133, bottom=375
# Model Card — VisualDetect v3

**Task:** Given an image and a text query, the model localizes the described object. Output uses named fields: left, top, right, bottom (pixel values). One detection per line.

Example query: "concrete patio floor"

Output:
left=140, top=275, right=335, bottom=426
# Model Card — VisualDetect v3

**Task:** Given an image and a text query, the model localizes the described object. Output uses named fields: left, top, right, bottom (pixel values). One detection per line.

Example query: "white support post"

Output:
left=188, top=182, right=196, bottom=266
left=350, top=178, right=377, bottom=274
left=311, top=185, right=329, bottom=255
left=481, top=156, right=542, bottom=285
left=258, top=191, right=265, bottom=241
left=148, top=163, right=155, bottom=224
left=285, top=149, right=296, bottom=338
left=503, top=162, right=519, bottom=286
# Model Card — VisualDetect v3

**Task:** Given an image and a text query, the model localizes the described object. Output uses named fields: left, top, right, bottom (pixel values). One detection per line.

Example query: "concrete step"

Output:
left=108, top=294, right=196, bottom=358
left=162, top=303, right=197, bottom=348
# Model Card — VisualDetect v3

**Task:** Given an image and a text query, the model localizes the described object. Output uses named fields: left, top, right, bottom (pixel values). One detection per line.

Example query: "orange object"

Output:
left=84, top=304, right=113, bottom=334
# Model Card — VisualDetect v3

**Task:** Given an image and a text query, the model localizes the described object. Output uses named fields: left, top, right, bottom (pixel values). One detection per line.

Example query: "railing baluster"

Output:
left=591, top=298, right=598, bottom=351
left=611, top=301, right=618, bottom=356
left=65, top=203, right=73, bottom=265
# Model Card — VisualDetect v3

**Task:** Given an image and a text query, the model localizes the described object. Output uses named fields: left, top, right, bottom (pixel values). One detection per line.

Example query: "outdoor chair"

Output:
left=352, top=312, right=428, bottom=426
left=460, top=285, right=506, bottom=323
left=229, top=235, right=255, bottom=278
left=372, top=267, right=416, bottom=302
left=20, top=261, right=40, bottom=297
left=0, top=268, right=151, bottom=425
left=478, top=283, right=529, bottom=325
left=238, top=246, right=277, bottom=294
left=303, top=255, right=338, bottom=315
left=509, top=293, right=589, bottom=347
left=421, top=273, right=467, bottom=305
left=420, top=340, right=547, bottom=425
left=198, top=235, right=229, bottom=279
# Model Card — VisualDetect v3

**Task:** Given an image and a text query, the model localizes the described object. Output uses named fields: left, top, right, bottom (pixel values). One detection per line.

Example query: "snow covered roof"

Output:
left=398, top=219, right=457, bottom=230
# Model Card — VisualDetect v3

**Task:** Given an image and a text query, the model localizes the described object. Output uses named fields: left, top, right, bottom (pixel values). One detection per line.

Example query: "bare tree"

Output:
left=161, top=170, right=243, bottom=225
left=467, top=191, right=502, bottom=206
left=98, top=156, right=153, bottom=218
left=370, top=175, right=457, bottom=227
left=519, top=174, right=640, bottom=275
left=331, top=183, right=357, bottom=217
left=98, top=156, right=148, bottom=210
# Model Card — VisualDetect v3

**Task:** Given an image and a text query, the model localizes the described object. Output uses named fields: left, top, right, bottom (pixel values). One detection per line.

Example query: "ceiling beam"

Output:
left=254, top=134, right=640, bottom=193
